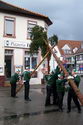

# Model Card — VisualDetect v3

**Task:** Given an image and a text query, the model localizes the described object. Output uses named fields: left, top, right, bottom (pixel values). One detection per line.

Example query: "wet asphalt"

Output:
left=0, top=78, right=83, bottom=125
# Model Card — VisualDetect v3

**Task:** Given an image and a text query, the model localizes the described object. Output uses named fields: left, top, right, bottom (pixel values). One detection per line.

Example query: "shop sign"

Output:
left=79, top=65, right=83, bottom=71
left=15, top=65, right=23, bottom=74
left=4, top=40, right=30, bottom=49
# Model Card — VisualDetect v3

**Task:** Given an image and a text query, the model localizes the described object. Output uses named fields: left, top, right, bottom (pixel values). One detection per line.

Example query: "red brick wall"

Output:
left=0, top=76, right=5, bottom=86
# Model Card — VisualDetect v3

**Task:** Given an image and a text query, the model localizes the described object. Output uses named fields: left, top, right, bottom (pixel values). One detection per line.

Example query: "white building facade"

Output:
left=0, top=1, right=52, bottom=86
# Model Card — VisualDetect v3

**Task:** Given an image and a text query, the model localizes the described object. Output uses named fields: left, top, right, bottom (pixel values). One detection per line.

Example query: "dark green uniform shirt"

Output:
left=22, top=71, right=31, bottom=81
left=10, top=73, right=19, bottom=84
left=56, top=79, right=67, bottom=92
left=44, top=74, right=52, bottom=86
left=44, top=66, right=61, bottom=86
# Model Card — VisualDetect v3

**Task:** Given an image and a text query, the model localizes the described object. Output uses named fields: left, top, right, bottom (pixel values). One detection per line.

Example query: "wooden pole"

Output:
left=16, top=44, right=56, bottom=94
left=44, top=40, right=83, bottom=105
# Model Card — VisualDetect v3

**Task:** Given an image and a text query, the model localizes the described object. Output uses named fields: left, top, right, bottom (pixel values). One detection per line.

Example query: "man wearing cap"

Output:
left=10, top=70, right=20, bottom=97
left=22, top=67, right=31, bottom=101
left=67, top=69, right=81, bottom=113
left=56, top=73, right=67, bottom=111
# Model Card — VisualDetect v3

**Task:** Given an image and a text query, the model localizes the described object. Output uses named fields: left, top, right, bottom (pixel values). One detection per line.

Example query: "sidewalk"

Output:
left=0, top=81, right=83, bottom=125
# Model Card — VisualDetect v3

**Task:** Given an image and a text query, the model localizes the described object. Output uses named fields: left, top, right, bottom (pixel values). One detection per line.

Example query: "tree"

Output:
left=30, top=25, right=58, bottom=73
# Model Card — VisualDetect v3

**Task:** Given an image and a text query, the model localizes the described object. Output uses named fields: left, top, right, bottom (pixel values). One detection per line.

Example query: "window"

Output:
left=24, top=51, right=37, bottom=69
left=67, top=57, right=71, bottom=63
left=76, top=55, right=80, bottom=61
left=80, top=55, right=83, bottom=60
left=5, top=49, right=13, bottom=55
left=4, top=17, right=15, bottom=37
left=25, top=57, right=30, bottom=69
left=31, top=57, right=37, bottom=69
left=24, top=52, right=38, bottom=78
left=64, top=49, right=71, bottom=54
left=76, top=55, right=83, bottom=61
left=76, top=64, right=79, bottom=71
left=27, top=20, right=37, bottom=38
left=25, top=57, right=37, bottom=69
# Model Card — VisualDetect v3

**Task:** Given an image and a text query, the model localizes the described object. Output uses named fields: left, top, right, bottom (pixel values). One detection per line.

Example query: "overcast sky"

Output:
left=3, top=0, right=83, bottom=41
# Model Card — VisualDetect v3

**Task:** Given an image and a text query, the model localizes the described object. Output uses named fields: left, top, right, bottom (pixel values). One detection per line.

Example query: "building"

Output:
left=50, top=40, right=81, bottom=72
left=0, top=0, right=52, bottom=86
left=75, top=47, right=83, bottom=75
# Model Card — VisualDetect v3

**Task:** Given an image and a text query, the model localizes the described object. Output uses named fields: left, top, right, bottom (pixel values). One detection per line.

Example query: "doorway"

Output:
left=5, top=56, right=12, bottom=79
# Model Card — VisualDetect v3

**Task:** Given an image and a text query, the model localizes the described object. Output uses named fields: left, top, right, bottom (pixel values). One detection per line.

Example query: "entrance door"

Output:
left=5, top=56, right=12, bottom=79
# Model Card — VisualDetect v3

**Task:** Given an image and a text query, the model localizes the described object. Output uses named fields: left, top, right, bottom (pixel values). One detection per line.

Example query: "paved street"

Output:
left=0, top=78, right=83, bottom=125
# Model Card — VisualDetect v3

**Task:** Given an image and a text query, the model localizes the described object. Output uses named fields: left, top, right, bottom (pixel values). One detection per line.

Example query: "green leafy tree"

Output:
left=30, top=25, right=58, bottom=73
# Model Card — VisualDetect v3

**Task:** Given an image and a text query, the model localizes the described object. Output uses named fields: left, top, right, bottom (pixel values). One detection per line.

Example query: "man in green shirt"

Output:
left=67, top=70, right=81, bottom=113
left=10, top=70, right=20, bottom=97
left=22, top=67, right=31, bottom=101
left=56, top=73, right=67, bottom=111
left=44, top=71, right=52, bottom=106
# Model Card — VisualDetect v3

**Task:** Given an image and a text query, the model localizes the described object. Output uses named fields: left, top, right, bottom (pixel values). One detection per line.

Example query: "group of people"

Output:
left=44, top=66, right=81, bottom=113
left=10, top=65, right=82, bottom=113
left=10, top=67, right=31, bottom=101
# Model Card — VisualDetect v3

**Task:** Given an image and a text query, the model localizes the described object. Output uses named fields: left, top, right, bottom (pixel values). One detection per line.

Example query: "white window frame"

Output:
left=24, top=52, right=38, bottom=70
left=4, top=16, right=15, bottom=37
left=27, top=20, right=37, bottom=39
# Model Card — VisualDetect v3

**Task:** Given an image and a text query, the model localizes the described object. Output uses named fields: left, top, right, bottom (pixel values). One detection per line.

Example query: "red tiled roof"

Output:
left=57, top=40, right=81, bottom=56
left=0, top=0, right=52, bottom=25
